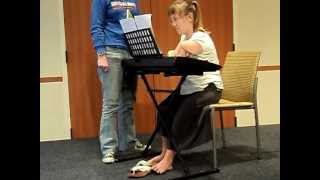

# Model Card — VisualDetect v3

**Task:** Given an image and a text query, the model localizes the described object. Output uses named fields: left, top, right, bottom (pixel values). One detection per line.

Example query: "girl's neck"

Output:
left=184, top=29, right=194, bottom=40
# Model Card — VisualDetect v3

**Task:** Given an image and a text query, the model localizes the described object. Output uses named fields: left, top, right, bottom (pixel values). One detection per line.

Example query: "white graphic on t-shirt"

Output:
left=111, top=1, right=136, bottom=10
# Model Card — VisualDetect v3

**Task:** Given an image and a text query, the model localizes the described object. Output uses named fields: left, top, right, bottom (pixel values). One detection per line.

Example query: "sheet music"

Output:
left=119, top=14, right=162, bottom=57
left=134, top=14, right=152, bottom=29
left=119, top=18, right=137, bottom=33
left=120, top=14, right=152, bottom=32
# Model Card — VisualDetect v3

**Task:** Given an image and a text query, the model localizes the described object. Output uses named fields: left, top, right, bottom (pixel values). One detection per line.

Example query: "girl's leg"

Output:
left=97, top=58, right=122, bottom=159
left=148, top=136, right=168, bottom=165
left=148, top=91, right=181, bottom=164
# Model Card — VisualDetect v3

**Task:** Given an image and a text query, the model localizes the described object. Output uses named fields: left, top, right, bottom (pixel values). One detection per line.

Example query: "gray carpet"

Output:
left=40, top=125, right=280, bottom=180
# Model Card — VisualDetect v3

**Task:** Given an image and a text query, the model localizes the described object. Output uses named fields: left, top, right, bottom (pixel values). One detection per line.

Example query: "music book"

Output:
left=120, top=14, right=162, bottom=58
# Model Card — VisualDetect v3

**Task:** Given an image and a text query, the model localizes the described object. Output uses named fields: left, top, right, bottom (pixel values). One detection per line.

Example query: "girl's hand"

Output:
left=97, top=55, right=109, bottom=72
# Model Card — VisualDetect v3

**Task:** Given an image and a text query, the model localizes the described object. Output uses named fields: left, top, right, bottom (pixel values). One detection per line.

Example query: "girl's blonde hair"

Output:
left=168, top=0, right=206, bottom=32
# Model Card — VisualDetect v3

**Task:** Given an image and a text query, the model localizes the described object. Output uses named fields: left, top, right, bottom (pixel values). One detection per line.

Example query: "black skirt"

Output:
left=157, top=83, right=222, bottom=151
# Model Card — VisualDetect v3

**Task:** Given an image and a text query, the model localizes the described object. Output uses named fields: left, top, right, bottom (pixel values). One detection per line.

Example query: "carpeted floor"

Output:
left=40, top=124, right=280, bottom=180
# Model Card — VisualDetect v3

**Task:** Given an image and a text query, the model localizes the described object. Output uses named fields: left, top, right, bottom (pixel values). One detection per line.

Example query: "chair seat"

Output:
left=212, top=99, right=254, bottom=109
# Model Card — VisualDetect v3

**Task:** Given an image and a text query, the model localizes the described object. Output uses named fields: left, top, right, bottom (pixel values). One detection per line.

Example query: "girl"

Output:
left=148, top=0, right=224, bottom=174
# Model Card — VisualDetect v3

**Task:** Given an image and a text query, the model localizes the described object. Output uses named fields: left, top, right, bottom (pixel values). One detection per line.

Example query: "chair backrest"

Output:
left=220, top=51, right=261, bottom=102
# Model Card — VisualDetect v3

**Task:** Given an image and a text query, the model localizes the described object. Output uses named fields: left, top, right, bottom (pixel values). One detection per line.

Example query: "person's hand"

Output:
left=97, top=55, right=109, bottom=72
left=167, top=50, right=175, bottom=57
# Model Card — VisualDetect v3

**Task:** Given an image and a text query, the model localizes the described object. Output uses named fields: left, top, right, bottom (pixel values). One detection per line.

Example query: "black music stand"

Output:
left=124, top=28, right=162, bottom=58
left=121, top=28, right=220, bottom=179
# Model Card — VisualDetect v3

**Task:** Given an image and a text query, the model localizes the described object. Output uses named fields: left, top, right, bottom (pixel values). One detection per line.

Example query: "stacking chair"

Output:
left=197, top=51, right=262, bottom=170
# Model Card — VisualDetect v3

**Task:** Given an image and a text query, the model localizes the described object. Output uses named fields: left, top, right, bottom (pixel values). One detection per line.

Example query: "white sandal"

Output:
left=128, top=160, right=152, bottom=178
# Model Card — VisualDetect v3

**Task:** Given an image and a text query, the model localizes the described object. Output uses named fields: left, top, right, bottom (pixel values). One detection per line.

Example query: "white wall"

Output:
left=40, top=0, right=71, bottom=141
left=233, top=0, right=280, bottom=126
left=40, top=83, right=70, bottom=141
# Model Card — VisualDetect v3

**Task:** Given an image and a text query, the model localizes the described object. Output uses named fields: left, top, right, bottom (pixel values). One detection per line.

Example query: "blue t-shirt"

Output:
left=91, top=0, right=140, bottom=54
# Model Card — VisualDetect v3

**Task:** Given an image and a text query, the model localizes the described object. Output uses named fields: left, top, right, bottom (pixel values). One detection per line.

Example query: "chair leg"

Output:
left=219, top=110, right=226, bottom=148
left=210, top=107, right=218, bottom=170
left=254, top=107, right=261, bottom=159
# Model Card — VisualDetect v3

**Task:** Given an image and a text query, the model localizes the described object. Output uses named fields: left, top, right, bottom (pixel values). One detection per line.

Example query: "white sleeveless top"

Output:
left=180, top=31, right=224, bottom=95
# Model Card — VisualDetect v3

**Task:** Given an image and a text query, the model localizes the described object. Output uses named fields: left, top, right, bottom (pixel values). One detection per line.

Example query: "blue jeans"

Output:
left=97, top=47, right=139, bottom=156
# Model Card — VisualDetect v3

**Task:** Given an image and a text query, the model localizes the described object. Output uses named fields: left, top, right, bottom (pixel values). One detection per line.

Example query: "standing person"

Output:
left=90, top=0, right=147, bottom=164
left=147, top=0, right=224, bottom=175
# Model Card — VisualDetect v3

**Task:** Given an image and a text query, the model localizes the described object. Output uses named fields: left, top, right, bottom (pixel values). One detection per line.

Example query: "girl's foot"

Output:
left=147, top=153, right=164, bottom=166
left=151, top=149, right=175, bottom=174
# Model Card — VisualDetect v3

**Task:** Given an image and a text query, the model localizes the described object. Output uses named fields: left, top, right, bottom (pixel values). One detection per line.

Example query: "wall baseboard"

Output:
left=40, top=77, right=63, bottom=83
left=258, top=65, right=280, bottom=71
